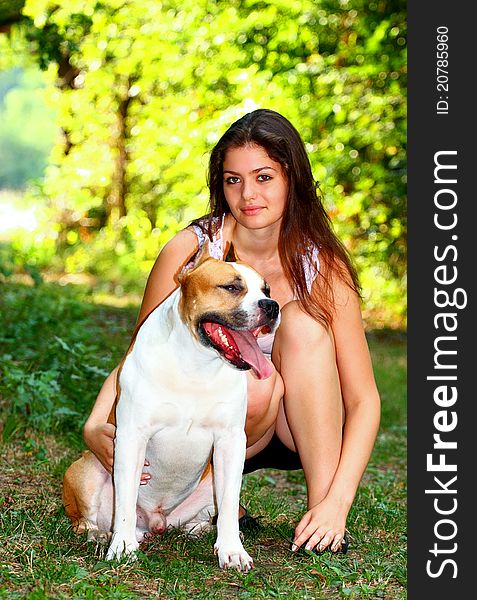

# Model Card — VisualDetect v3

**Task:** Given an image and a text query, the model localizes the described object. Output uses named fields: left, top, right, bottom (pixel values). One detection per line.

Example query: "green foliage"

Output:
left=0, top=67, right=58, bottom=188
left=4, top=0, right=406, bottom=326
left=0, top=190, right=60, bottom=281
left=0, top=282, right=131, bottom=437
left=0, top=0, right=25, bottom=24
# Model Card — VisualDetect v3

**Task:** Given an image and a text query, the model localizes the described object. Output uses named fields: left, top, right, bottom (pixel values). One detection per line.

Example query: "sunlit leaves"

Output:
left=16, top=0, right=406, bottom=325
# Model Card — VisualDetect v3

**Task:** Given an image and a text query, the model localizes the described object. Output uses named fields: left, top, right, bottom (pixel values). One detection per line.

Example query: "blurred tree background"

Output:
left=0, top=0, right=406, bottom=328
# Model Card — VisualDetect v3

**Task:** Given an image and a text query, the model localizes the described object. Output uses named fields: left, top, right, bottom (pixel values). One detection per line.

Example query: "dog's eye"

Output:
left=262, top=284, right=271, bottom=298
left=219, top=284, right=243, bottom=294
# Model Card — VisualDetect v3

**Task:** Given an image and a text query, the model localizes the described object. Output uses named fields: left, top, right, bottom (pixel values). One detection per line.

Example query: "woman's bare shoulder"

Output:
left=136, top=228, right=199, bottom=323
left=165, top=227, right=200, bottom=251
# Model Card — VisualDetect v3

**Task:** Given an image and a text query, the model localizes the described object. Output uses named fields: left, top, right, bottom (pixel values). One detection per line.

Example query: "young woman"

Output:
left=83, top=109, right=381, bottom=555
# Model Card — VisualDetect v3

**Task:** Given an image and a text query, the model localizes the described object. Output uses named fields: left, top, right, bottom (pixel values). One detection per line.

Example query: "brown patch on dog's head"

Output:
left=178, top=259, right=248, bottom=335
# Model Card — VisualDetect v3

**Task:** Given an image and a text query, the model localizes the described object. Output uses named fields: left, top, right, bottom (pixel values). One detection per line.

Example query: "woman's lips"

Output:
left=241, top=206, right=264, bottom=216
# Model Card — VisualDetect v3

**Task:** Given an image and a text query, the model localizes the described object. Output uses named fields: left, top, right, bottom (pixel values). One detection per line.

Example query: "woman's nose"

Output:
left=242, top=178, right=257, bottom=201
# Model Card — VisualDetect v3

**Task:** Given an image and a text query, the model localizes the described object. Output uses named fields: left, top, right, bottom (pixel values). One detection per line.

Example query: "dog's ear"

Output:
left=178, top=240, right=211, bottom=282
left=224, top=241, right=237, bottom=263
left=195, top=239, right=211, bottom=266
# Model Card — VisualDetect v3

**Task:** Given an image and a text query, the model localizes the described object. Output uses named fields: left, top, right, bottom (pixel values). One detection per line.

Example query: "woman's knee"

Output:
left=275, top=301, right=334, bottom=356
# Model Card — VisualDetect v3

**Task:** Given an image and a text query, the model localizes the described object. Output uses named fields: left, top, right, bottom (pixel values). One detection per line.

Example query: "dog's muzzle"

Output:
left=199, top=300, right=280, bottom=380
left=258, top=299, right=279, bottom=321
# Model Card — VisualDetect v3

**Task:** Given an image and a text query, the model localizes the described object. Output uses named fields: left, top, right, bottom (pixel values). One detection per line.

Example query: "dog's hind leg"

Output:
left=63, top=451, right=113, bottom=540
left=167, top=469, right=216, bottom=534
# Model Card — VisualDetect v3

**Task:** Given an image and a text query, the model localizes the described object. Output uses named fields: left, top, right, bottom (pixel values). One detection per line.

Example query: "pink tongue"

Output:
left=232, top=330, right=273, bottom=380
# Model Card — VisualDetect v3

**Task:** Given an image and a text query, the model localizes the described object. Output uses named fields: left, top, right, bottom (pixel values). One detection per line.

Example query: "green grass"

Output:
left=0, top=281, right=406, bottom=599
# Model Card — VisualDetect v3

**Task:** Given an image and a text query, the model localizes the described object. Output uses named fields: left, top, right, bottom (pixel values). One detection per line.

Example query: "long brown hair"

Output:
left=194, top=109, right=360, bottom=326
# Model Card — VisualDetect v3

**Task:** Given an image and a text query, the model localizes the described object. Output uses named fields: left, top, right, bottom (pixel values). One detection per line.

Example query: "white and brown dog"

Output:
left=62, top=247, right=280, bottom=572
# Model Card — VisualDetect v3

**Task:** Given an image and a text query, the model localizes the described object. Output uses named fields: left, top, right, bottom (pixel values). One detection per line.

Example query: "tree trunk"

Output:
left=107, top=89, right=131, bottom=224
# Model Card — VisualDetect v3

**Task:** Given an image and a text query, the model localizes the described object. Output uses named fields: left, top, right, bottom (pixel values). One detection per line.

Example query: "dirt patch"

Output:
left=0, top=434, right=74, bottom=508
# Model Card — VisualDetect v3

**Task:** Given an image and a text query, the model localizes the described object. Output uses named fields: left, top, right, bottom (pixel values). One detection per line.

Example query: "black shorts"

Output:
left=243, top=433, right=302, bottom=474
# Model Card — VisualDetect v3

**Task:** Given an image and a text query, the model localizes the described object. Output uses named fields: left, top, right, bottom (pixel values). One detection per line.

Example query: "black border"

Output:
left=408, top=1, right=474, bottom=596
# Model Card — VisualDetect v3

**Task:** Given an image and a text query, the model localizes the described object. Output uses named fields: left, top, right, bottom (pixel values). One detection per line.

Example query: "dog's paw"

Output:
left=105, top=533, right=139, bottom=561
left=87, top=529, right=110, bottom=544
left=214, top=541, right=254, bottom=572
left=184, top=520, right=214, bottom=538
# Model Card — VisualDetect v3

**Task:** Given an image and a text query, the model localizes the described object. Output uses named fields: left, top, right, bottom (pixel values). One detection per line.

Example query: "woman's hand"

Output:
left=83, top=422, right=151, bottom=485
left=83, top=422, right=116, bottom=473
left=292, top=495, right=348, bottom=553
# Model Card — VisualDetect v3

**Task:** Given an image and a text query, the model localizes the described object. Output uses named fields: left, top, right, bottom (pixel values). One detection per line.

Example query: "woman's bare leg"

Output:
left=244, top=367, right=283, bottom=453
left=272, top=301, right=344, bottom=508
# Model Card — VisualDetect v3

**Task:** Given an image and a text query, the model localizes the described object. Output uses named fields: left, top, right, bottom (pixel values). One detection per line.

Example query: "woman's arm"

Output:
left=83, top=228, right=199, bottom=471
left=327, top=277, right=381, bottom=507
left=293, top=275, right=381, bottom=551
left=83, top=367, right=119, bottom=473
left=135, top=228, right=199, bottom=326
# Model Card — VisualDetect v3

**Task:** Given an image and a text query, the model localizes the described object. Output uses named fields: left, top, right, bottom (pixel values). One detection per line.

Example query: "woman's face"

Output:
left=222, top=144, right=288, bottom=230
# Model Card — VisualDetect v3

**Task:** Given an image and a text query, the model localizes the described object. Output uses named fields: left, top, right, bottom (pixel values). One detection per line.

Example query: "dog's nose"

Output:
left=258, top=299, right=279, bottom=320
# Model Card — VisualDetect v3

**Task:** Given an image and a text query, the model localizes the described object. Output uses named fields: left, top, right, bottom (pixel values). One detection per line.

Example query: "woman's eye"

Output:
left=258, top=174, right=272, bottom=182
left=225, top=176, right=240, bottom=184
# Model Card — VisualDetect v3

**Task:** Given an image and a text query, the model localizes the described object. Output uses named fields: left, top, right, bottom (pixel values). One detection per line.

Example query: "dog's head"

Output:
left=178, top=245, right=280, bottom=380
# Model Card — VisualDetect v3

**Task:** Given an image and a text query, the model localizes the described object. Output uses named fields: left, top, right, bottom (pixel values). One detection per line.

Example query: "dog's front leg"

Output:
left=213, top=428, right=253, bottom=572
left=106, top=426, right=146, bottom=561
